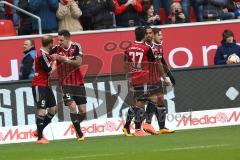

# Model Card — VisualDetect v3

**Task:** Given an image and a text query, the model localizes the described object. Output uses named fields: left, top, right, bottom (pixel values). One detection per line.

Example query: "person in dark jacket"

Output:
left=19, top=39, right=36, bottom=80
left=80, top=0, right=116, bottom=30
left=199, top=0, right=235, bottom=21
left=17, top=0, right=33, bottom=35
left=214, top=29, right=240, bottom=65
left=29, top=0, right=58, bottom=33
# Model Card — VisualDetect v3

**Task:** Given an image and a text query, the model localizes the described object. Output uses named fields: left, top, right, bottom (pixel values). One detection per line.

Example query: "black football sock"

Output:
left=124, top=106, right=135, bottom=129
left=43, top=113, right=54, bottom=129
left=77, top=112, right=86, bottom=123
left=145, top=101, right=157, bottom=124
left=36, top=115, right=45, bottom=140
left=134, top=107, right=145, bottom=130
left=70, top=113, right=83, bottom=138
left=156, top=105, right=167, bottom=129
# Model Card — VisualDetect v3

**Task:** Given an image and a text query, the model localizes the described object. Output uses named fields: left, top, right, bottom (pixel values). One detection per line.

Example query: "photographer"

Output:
left=168, top=1, right=186, bottom=24
left=79, top=0, right=116, bottom=30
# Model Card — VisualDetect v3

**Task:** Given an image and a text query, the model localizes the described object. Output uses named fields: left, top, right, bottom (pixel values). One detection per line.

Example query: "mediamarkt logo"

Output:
left=0, top=129, right=35, bottom=141
left=64, top=120, right=134, bottom=136
left=177, top=111, right=240, bottom=127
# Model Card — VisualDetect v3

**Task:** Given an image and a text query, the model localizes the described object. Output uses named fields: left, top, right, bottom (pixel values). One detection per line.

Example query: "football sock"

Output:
left=43, top=112, right=54, bottom=129
left=70, top=113, right=83, bottom=137
left=145, top=101, right=157, bottom=124
left=156, top=105, right=167, bottom=129
left=36, top=115, right=45, bottom=140
left=134, top=107, right=145, bottom=130
left=124, top=106, right=135, bottom=129
left=77, top=112, right=86, bottom=123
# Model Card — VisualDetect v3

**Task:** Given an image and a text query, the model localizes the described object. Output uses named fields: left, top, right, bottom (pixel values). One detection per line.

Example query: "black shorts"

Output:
left=131, top=83, right=163, bottom=101
left=62, top=85, right=87, bottom=105
left=32, top=86, right=56, bottom=109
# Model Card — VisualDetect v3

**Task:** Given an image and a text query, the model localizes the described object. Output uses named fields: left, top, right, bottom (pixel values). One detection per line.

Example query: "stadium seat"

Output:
left=189, top=7, right=197, bottom=22
left=159, top=8, right=168, bottom=24
left=0, top=20, right=16, bottom=36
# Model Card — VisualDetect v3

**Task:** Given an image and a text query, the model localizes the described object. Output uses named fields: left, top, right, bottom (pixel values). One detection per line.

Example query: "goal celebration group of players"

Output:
left=31, top=27, right=175, bottom=144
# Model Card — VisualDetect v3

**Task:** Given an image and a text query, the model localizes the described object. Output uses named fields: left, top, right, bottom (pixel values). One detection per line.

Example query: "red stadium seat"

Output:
left=0, top=20, right=17, bottom=36
left=189, top=7, right=196, bottom=22
left=159, top=8, right=168, bottom=24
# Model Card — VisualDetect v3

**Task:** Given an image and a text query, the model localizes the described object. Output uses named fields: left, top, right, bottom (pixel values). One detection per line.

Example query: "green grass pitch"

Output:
left=0, top=125, right=239, bottom=160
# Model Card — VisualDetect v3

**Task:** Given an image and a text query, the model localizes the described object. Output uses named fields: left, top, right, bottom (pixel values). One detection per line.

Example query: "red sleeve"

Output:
left=133, top=0, right=142, bottom=13
left=113, top=0, right=127, bottom=15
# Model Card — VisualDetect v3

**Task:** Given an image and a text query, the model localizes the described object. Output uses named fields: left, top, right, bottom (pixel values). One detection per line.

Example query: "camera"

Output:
left=174, top=9, right=184, bottom=23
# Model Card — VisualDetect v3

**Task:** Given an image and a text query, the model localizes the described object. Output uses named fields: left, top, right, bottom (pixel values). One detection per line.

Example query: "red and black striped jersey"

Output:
left=32, top=49, right=53, bottom=87
left=51, top=41, right=84, bottom=86
left=125, top=41, right=159, bottom=86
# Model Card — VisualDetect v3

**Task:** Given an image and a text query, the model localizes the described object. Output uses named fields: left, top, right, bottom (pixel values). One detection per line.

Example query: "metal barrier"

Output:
left=0, top=1, right=42, bottom=34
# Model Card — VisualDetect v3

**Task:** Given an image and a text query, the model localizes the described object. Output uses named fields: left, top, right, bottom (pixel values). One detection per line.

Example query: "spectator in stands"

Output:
left=57, top=0, right=83, bottom=32
left=19, top=39, right=36, bottom=80
left=225, top=0, right=240, bottom=18
left=168, top=1, right=186, bottom=23
left=81, top=0, right=116, bottom=30
left=17, top=0, right=33, bottom=35
left=4, top=0, right=13, bottom=19
left=29, top=0, right=58, bottom=33
left=152, top=0, right=173, bottom=19
left=78, top=0, right=94, bottom=30
left=0, top=0, right=5, bottom=19
left=214, top=29, right=240, bottom=65
left=13, top=0, right=19, bottom=28
left=139, top=1, right=161, bottom=26
left=113, top=0, right=142, bottom=27
left=199, top=0, right=235, bottom=21
left=180, top=0, right=203, bottom=22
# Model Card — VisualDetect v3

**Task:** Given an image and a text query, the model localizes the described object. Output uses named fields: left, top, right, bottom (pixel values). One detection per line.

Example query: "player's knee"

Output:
left=37, top=108, right=46, bottom=117
left=78, top=105, right=86, bottom=114
left=135, top=101, right=145, bottom=108
left=157, top=94, right=164, bottom=103
left=48, top=106, right=57, bottom=115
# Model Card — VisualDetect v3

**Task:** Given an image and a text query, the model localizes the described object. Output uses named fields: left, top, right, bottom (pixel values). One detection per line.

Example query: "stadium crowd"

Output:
left=0, top=0, right=240, bottom=35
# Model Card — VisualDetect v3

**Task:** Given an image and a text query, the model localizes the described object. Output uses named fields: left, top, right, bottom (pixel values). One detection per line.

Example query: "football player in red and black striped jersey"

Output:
left=51, top=29, right=86, bottom=141
left=32, top=35, right=57, bottom=144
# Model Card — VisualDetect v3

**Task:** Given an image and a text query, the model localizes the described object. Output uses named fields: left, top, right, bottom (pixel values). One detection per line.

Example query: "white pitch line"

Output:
left=41, top=144, right=231, bottom=160
left=153, top=144, right=231, bottom=152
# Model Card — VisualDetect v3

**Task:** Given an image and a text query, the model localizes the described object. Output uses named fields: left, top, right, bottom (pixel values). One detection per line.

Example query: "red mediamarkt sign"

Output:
left=0, top=21, right=240, bottom=79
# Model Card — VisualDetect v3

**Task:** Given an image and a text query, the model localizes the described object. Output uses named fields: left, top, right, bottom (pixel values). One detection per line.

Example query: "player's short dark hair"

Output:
left=42, top=35, right=53, bottom=47
left=144, top=25, right=152, bottom=30
left=58, top=29, right=71, bottom=38
left=152, top=28, right=161, bottom=35
left=135, top=26, right=146, bottom=41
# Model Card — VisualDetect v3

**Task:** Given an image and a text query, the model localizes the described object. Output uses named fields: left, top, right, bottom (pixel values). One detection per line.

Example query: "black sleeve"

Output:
left=38, top=55, right=52, bottom=73
left=147, top=47, right=155, bottom=62
left=50, top=46, right=57, bottom=55
left=21, top=54, right=34, bottom=79
left=74, top=44, right=83, bottom=58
